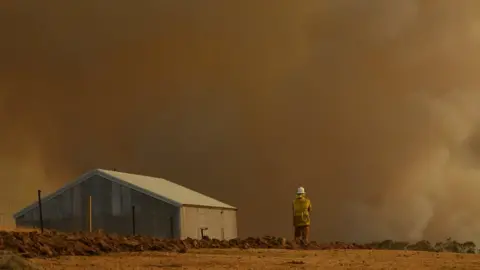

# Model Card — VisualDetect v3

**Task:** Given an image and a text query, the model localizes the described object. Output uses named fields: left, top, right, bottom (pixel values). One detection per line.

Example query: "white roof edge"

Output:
left=181, top=204, right=238, bottom=210
left=13, top=169, right=183, bottom=218
left=13, top=169, right=236, bottom=218
left=13, top=169, right=97, bottom=218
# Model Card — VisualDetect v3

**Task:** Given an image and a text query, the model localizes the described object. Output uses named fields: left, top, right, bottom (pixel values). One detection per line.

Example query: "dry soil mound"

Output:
left=0, top=230, right=476, bottom=258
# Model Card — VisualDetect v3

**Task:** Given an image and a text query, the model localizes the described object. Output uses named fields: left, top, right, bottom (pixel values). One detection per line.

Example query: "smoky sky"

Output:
left=2, top=0, right=480, bottom=242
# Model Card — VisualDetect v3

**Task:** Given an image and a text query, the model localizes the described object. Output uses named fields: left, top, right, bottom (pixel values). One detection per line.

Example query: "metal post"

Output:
left=88, top=196, right=92, bottom=233
left=131, top=205, right=136, bottom=235
left=37, top=190, right=44, bottom=233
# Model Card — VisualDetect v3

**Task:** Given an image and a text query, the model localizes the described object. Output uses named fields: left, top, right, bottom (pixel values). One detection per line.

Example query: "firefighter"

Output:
left=292, top=186, right=312, bottom=244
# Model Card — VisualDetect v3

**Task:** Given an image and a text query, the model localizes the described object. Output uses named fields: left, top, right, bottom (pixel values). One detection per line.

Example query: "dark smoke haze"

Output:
left=2, top=1, right=480, bottom=242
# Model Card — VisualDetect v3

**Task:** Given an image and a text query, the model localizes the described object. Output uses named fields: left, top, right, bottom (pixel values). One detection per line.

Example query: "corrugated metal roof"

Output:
left=98, top=169, right=236, bottom=209
left=13, top=169, right=236, bottom=218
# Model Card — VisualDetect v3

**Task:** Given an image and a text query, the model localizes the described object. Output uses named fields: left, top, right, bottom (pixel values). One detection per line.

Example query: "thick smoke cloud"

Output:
left=2, top=1, right=480, bottom=242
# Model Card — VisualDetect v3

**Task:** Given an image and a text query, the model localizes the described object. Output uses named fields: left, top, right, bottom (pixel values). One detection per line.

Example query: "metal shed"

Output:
left=13, top=169, right=238, bottom=240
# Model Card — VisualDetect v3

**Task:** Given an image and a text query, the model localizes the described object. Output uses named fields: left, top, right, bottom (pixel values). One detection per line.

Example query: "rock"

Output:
left=288, top=260, right=305, bottom=265
left=38, top=245, right=53, bottom=257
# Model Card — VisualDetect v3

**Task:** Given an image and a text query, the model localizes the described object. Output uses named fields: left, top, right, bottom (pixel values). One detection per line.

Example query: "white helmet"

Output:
left=297, top=186, right=305, bottom=194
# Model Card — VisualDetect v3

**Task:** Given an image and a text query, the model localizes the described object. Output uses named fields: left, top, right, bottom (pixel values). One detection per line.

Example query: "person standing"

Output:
left=292, top=186, right=312, bottom=244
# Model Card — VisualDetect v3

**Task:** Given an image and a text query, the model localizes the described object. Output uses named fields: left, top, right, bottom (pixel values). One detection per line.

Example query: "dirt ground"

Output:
left=31, top=248, right=480, bottom=269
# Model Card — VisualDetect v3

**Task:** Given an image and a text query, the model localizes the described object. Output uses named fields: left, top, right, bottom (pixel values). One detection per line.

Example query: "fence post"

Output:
left=89, top=196, right=92, bottom=233
left=131, top=205, right=136, bottom=236
left=37, top=190, right=44, bottom=233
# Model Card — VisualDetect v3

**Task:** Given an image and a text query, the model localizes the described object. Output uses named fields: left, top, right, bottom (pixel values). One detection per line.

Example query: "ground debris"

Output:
left=0, top=230, right=477, bottom=258
left=0, top=250, right=43, bottom=269
left=286, top=260, right=305, bottom=265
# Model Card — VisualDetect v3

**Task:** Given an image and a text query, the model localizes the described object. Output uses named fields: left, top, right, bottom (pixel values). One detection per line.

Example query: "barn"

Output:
left=13, top=169, right=238, bottom=240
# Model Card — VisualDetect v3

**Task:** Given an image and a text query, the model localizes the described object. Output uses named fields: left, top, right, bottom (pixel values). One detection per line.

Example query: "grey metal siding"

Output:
left=15, top=175, right=181, bottom=238
left=181, top=206, right=237, bottom=240
left=16, top=188, right=80, bottom=231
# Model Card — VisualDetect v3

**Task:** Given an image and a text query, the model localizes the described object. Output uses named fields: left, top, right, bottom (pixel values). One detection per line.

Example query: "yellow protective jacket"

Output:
left=292, top=194, right=312, bottom=227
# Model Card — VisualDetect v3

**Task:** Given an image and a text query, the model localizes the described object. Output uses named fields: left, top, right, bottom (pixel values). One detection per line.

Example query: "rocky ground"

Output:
left=0, top=230, right=477, bottom=259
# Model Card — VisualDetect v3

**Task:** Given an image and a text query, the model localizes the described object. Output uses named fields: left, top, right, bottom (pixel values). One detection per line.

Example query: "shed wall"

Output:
left=181, top=206, right=237, bottom=240
left=15, top=175, right=180, bottom=238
